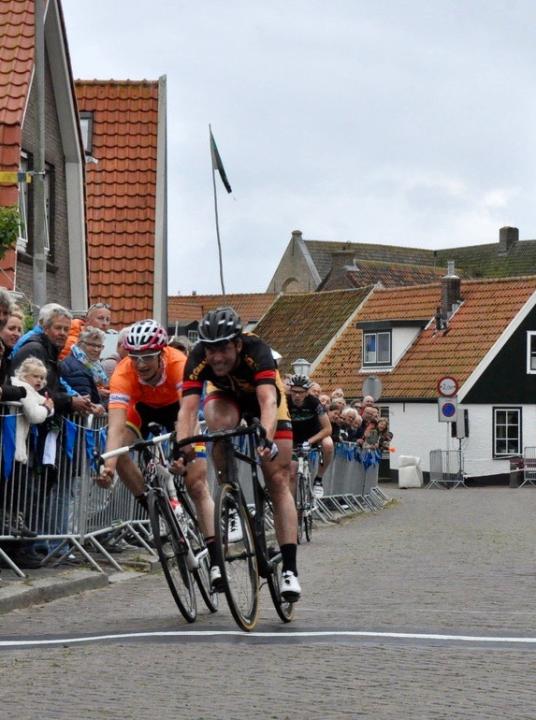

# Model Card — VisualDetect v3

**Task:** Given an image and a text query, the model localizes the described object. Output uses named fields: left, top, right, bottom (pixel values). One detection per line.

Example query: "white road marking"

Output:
left=1, top=629, right=536, bottom=648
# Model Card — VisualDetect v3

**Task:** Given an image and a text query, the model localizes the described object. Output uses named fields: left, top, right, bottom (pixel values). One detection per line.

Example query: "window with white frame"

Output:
left=527, top=331, right=536, bottom=374
left=20, top=161, right=54, bottom=259
left=79, top=112, right=93, bottom=154
left=17, top=152, right=31, bottom=252
left=363, top=330, right=391, bottom=366
left=187, top=329, right=199, bottom=344
left=493, top=407, right=521, bottom=457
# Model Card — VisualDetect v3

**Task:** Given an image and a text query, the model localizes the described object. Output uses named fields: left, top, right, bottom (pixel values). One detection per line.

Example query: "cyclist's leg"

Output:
left=203, top=391, right=240, bottom=475
left=183, top=453, right=214, bottom=537
left=261, top=436, right=301, bottom=601
left=289, top=453, right=298, bottom=500
left=317, top=436, right=334, bottom=479
left=198, top=392, right=240, bottom=588
left=261, top=438, right=296, bottom=546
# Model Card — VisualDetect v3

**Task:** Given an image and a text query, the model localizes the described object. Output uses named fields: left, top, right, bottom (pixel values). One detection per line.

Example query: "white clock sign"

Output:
left=437, top=375, right=459, bottom=397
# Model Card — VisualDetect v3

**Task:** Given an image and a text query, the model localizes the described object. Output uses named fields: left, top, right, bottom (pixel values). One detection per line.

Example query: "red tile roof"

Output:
left=168, top=293, right=277, bottom=326
left=313, top=278, right=536, bottom=398
left=254, top=288, right=372, bottom=375
left=75, top=80, right=159, bottom=327
left=0, top=0, right=34, bottom=288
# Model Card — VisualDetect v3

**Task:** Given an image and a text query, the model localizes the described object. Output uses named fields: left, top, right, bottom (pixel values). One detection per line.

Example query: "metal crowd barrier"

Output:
left=206, top=437, right=390, bottom=525
left=519, top=447, right=536, bottom=488
left=0, top=403, right=154, bottom=577
left=0, top=404, right=390, bottom=577
left=428, top=449, right=466, bottom=489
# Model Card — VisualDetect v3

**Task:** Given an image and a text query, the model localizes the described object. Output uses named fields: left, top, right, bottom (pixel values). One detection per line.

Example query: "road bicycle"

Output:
left=100, top=430, right=218, bottom=623
left=294, top=442, right=314, bottom=543
left=174, top=420, right=294, bottom=632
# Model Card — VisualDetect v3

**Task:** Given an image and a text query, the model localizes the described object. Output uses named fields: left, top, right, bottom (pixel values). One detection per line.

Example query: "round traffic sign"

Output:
left=440, top=401, right=457, bottom=418
left=437, top=375, right=458, bottom=397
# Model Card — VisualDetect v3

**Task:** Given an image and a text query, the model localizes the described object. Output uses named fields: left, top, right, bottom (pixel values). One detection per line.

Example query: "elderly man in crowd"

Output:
left=8, top=306, right=93, bottom=568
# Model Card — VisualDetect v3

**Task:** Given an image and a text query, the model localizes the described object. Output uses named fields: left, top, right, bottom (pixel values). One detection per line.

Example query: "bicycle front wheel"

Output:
left=296, top=472, right=306, bottom=545
left=214, top=482, right=259, bottom=631
left=148, top=492, right=197, bottom=623
left=303, top=474, right=314, bottom=543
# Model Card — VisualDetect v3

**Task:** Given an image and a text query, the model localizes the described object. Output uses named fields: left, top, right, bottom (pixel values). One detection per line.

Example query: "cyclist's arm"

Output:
left=103, top=406, right=127, bottom=471
left=175, top=393, right=201, bottom=449
left=307, top=413, right=332, bottom=446
left=255, top=383, right=278, bottom=442
left=97, top=406, right=127, bottom=486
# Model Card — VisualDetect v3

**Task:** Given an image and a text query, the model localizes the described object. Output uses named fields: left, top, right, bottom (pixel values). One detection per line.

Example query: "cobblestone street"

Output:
left=1, top=485, right=535, bottom=719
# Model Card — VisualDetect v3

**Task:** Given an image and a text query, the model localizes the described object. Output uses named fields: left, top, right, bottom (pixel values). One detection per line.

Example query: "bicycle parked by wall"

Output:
left=174, top=420, right=294, bottom=632
left=100, top=430, right=218, bottom=623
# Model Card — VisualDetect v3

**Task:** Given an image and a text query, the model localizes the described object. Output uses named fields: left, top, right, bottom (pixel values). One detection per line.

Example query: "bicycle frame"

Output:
left=173, top=422, right=278, bottom=579
left=101, top=433, right=207, bottom=572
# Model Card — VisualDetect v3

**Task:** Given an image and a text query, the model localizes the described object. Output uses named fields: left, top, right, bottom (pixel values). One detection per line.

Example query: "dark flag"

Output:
left=210, top=128, right=232, bottom=194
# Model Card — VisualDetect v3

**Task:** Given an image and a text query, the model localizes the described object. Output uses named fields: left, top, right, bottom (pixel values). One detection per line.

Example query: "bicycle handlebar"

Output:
left=99, top=420, right=265, bottom=464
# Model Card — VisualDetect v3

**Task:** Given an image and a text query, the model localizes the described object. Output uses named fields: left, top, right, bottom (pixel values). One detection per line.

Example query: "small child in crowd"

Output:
left=11, top=357, right=54, bottom=462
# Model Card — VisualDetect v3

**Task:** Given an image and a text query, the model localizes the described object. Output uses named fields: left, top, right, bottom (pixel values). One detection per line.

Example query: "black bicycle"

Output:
left=174, top=421, right=294, bottom=632
left=295, top=442, right=314, bottom=543
left=100, top=432, right=218, bottom=623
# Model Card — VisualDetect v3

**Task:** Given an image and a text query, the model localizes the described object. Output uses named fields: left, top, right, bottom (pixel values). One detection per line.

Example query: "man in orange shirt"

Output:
left=59, top=302, right=112, bottom=361
left=98, top=319, right=212, bottom=545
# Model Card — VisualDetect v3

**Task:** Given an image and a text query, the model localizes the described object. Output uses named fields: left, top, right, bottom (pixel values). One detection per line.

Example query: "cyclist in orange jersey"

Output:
left=97, top=320, right=214, bottom=558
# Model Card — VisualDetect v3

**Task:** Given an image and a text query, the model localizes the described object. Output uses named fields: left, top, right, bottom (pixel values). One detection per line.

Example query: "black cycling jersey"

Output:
left=288, top=394, right=326, bottom=446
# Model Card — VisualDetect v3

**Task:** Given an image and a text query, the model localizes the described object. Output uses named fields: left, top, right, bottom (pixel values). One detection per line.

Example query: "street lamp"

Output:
left=292, top=358, right=311, bottom=377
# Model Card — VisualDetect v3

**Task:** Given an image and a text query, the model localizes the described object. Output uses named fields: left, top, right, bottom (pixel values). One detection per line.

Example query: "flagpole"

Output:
left=209, top=124, right=226, bottom=296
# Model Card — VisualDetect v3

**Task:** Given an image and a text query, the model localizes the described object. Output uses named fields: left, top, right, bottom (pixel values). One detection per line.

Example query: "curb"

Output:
left=0, top=550, right=159, bottom=615
left=0, top=569, right=109, bottom=615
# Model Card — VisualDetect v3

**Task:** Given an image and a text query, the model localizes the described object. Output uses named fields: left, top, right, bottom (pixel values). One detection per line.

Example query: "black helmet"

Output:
left=288, top=374, right=312, bottom=390
left=198, top=306, right=243, bottom=344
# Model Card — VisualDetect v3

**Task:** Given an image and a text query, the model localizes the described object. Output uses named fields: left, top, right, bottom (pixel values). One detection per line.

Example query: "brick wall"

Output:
left=17, top=49, right=72, bottom=308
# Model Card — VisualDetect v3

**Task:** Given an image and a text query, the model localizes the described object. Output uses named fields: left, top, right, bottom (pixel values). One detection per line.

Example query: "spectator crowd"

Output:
left=0, top=287, right=392, bottom=572
left=283, top=375, right=393, bottom=455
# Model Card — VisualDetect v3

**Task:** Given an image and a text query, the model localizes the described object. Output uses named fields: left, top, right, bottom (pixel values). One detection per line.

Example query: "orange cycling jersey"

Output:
left=108, top=346, right=186, bottom=410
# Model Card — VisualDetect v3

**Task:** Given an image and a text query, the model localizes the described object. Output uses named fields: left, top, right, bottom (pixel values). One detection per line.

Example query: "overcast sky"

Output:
left=62, top=1, right=536, bottom=295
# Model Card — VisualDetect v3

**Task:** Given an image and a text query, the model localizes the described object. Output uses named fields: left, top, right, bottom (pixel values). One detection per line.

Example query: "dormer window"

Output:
left=80, top=112, right=93, bottom=154
left=363, top=330, right=391, bottom=366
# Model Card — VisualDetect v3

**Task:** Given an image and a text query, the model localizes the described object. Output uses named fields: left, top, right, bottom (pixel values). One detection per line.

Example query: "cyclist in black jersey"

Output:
left=287, top=374, right=333, bottom=498
left=174, top=307, right=301, bottom=602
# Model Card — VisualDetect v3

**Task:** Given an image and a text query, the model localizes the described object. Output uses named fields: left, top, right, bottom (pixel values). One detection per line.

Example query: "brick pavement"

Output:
left=0, top=485, right=535, bottom=719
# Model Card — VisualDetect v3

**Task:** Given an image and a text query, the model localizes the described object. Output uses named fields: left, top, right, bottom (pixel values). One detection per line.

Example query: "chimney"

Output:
left=498, top=226, right=518, bottom=255
left=331, top=250, right=359, bottom=274
left=440, top=261, right=462, bottom=322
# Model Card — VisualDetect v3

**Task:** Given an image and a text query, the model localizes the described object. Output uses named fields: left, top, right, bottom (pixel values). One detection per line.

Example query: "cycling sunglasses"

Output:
left=129, top=351, right=161, bottom=365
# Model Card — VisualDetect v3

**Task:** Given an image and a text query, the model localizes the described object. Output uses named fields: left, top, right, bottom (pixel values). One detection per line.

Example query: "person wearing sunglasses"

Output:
left=175, top=306, right=301, bottom=603
left=97, top=319, right=211, bottom=549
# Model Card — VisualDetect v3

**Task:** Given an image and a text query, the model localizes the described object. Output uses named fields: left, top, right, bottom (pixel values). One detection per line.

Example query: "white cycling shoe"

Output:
left=281, top=570, right=301, bottom=603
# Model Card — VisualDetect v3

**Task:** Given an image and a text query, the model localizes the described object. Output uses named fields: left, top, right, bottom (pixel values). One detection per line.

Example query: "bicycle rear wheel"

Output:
left=263, top=498, right=294, bottom=623
left=148, top=492, right=197, bottom=623
left=214, top=482, right=259, bottom=631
